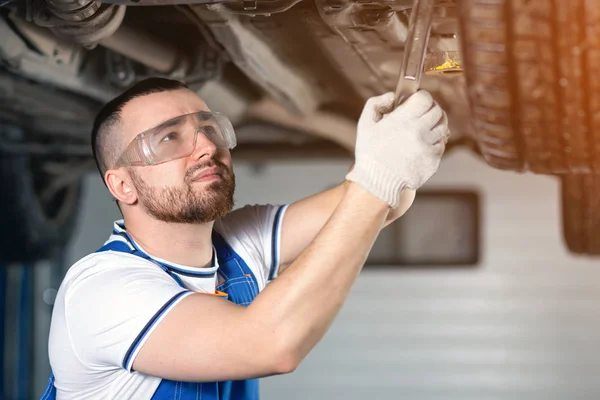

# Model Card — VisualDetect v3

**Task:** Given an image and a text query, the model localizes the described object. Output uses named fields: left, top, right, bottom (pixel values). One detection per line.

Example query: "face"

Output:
left=116, top=89, right=235, bottom=223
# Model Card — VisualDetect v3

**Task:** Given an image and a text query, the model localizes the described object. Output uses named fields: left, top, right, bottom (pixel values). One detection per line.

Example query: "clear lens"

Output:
left=116, top=136, right=148, bottom=167
left=210, top=112, right=237, bottom=149
left=116, top=111, right=237, bottom=167
left=147, top=115, right=196, bottom=163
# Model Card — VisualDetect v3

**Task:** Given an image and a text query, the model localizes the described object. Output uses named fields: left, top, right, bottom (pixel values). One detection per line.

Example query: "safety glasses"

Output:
left=114, top=111, right=236, bottom=168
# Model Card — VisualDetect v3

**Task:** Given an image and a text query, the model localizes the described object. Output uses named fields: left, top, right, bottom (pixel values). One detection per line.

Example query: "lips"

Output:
left=190, top=166, right=220, bottom=182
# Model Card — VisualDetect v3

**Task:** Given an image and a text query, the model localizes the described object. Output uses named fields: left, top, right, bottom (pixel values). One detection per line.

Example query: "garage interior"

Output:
left=2, top=0, right=600, bottom=398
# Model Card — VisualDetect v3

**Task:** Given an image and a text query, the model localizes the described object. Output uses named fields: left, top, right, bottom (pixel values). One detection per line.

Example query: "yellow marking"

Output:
left=430, top=59, right=461, bottom=71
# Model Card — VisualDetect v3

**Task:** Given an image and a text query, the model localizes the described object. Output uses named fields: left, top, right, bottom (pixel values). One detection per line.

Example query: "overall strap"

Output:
left=211, top=231, right=257, bottom=282
left=40, top=372, right=56, bottom=400
left=211, top=230, right=235, bottom=262
left=211, top=230, right=259, bottom=301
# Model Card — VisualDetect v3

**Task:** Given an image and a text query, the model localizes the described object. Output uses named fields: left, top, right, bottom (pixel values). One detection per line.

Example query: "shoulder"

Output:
left=215, top=204, right=288, bottom=237
left=49, top=250, right=188, bottom=389
left=213, top=204, right=288, bottom=257
left=63, top=250, right=160, bottom=283
left=59, top=251, right=170, bottom=302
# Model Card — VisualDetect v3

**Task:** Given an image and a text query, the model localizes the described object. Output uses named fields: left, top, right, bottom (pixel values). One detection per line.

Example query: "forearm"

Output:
left=287, top=181, right=413, bottom=231
left=247, top=182, right=388, bottom=365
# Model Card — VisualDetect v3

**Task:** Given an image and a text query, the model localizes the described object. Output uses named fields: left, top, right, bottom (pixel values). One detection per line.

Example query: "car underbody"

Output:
left=1, top=0, right=599, bottom=259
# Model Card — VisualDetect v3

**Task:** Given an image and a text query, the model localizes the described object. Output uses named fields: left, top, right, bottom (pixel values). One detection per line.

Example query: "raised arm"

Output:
left=132, top=90, right=449, bottom=382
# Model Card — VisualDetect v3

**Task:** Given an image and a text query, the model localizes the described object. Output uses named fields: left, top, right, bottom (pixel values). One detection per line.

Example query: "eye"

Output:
left=160, top=131, right=179, bottom=142
left=200, top=125, right=217, bottom=136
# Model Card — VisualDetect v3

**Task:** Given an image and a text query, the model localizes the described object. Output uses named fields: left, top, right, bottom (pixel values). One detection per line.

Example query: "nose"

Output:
left=190, top=130, right=217, bottom=161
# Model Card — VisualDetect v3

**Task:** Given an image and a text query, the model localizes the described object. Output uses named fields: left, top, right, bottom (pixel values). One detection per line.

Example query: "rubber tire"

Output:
left=561, top=174, right=600, bottom=255
left=458, top=0, right=600, bottom=174
left=0, top=152, right=82, bottom=264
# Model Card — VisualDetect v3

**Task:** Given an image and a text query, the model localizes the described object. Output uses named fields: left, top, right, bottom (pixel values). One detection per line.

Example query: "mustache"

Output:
left=185, top=159, right=230, bottom=180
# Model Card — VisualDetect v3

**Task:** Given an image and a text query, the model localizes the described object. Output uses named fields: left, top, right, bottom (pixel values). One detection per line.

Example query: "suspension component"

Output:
left=31, top=0, right=126, bottom=48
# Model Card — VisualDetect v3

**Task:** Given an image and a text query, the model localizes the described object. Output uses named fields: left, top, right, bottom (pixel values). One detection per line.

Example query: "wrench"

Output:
left=394, top=0, right=436, bottom=108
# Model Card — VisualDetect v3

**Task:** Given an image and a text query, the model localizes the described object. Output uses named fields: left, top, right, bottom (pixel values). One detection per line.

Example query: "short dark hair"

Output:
left=91, top=77, right=188, bottom=180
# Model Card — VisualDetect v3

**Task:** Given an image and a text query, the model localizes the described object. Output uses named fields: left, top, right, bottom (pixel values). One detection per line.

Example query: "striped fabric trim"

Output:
left=268, top=205, right=289, bottom=281
left=158, top=263, right=217, bottom=277
left=122, top=290, right=193, bottom=371
left=106, top=234, right=135, bottom=250
left=112, top=230, right=217, bottom=278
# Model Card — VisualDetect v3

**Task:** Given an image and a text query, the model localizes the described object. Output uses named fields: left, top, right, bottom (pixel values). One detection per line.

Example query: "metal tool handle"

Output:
left=394, top=0, right=435, bottom=108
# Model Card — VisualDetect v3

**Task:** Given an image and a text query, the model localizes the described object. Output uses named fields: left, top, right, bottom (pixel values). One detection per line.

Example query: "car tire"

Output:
left=561, top=174, right=600, bottom=255
left=458, top=0, right=600, bottom=174
left=0, top=152, right=83, bottom=264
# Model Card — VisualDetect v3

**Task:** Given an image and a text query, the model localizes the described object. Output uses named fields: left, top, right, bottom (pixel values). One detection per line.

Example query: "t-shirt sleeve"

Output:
left=64, top=253, right=194, bottom=371
left=215, top=204, right=289, bottom=290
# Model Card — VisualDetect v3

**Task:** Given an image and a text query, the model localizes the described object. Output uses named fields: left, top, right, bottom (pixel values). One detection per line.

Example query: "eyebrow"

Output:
left=141, top=110, right=210, bottom=135
left=151, top=116, right=186, bottom=132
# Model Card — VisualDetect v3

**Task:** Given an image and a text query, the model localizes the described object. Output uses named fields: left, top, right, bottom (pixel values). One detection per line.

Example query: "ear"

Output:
left=105, top=168, right=138, bottom=205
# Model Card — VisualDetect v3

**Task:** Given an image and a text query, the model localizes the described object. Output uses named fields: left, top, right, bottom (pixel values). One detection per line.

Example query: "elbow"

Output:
left=272, top=349, right=301, bottom=375
left=266, top=339, right=303, bottom=375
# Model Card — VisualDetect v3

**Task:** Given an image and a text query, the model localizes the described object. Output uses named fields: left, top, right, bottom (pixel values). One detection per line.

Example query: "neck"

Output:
left=123, top=213, right=215, bottom=268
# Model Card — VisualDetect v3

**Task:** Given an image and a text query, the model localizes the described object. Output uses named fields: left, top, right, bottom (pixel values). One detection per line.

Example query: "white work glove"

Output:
left=346, top=90, right=449, bottom=208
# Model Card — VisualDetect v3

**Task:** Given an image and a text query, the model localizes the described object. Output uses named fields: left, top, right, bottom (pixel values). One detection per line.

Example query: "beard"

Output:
left=129, top=159, right=235, bottom=224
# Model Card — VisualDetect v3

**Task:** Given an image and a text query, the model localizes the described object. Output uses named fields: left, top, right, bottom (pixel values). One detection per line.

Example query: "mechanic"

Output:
left=42, top=77, right=449, bottom=400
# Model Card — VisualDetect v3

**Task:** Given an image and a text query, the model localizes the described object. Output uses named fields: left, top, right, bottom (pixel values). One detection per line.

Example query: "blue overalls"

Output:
left=42, top=230, right=261, bottom=400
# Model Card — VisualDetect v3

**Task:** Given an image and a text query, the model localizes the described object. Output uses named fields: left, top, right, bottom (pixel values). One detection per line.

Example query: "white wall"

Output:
left=62, top=148, right=600, bottom=400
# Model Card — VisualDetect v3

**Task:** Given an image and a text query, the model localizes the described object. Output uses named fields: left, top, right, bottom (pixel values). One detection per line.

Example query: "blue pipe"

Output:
left=17, top=264, right=32, bottom=400
left=0, top=265, right=5, bottom=399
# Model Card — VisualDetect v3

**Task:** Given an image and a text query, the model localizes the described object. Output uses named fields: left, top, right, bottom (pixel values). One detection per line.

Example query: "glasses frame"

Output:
left=113, top=111, right=236, bottom=168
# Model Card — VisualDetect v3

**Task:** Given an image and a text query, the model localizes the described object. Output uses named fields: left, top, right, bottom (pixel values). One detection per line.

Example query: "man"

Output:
left=43, top=77, right=448, bottom=399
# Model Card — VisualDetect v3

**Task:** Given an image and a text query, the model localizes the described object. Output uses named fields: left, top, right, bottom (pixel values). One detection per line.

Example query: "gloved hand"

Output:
left=345, top=90, right=449, bottom=208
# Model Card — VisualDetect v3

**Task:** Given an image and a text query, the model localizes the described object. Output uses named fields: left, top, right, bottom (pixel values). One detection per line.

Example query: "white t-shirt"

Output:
left=48, top=204, right=288, bottom=400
